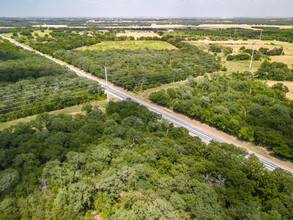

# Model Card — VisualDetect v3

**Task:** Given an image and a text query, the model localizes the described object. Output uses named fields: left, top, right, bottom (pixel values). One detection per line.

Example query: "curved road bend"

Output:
left=2, top=35, right=293, bottom=174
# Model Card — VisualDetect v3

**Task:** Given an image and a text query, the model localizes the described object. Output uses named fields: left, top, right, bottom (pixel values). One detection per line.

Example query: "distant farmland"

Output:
left=77, top=40, right=177, bottom=50
left=186, top=40, right=293, bottom=72
left=116, top=30, right=161, bottom=40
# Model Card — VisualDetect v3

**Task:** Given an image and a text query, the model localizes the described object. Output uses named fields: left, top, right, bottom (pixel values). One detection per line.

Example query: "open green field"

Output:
left=2, top=33, right=13, bottom=38
left=186, top=40, right=293, bottom=72
left=33, top=30, right=52, bottom=37
left=77, top=40, right=177, bottom=50
left=2, top=30, right=52, bottom=38
left=222, top=59, right=262, bottom=73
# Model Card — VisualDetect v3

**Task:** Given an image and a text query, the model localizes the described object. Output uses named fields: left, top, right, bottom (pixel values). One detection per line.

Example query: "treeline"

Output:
left=0, top=100, right=292, bottom=219
left=0, top=39, right=105, bottom=122
left=150, top=73, right=293, bottom=160
left=164, top=28, right=293, bottom=42
left=10, top=29, right=117, bottom=55
left=6, top=29, right=222, bottom=91
left=256, top=61, right=293, bottom=81
left=226, top=46, right=284, bottom=61
left=53, top=39, right=221, bottom=91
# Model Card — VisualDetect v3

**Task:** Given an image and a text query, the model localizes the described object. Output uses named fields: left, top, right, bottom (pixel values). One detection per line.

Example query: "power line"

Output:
left=0, top=81, right=99, bottom=102
left=0, top=93, right=93, bottom=117
left=0, top=77, right=85, bottom=96
left=0, top=84, right=93, bottom=108
left=0, top=89, right=91, bottom=113
left=0, top=78, right=93, bottom=99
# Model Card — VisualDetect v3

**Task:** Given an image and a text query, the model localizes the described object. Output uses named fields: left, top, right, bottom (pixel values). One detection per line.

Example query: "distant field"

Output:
left=186, top=40, right=293, bottom=72
left=33, top=30, right=52, bottom=37
left=32, top=24, right=68, bottom=28
left=2, top=30, right=52, bottom=38
left=197, top=24, right=293, bottom=30
left=116, top=30, right=161, bottom=40
left=222, top=59, right=262, bottom=73
left=77, top=40, right=177, bottom=50
left=2, top=33, right=13, bottom=38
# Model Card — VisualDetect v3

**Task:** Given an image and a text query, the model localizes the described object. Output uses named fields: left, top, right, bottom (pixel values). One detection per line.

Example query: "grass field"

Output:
left=33, top=30, right=52, bottom=37
left=77, top=40, right=177, bottom=51
left=2, top=30, right=52, bottom=38
left=116, top=30, right=161, bottom=40
left=138, top=80, right=187, bottom=99
left=0, top=99, right=111, bottom=131
left=2, top=33, right=13, bottom=38
left=187, top=40, right=293, bottom=72
left=222, top=59, right=262, bottom=73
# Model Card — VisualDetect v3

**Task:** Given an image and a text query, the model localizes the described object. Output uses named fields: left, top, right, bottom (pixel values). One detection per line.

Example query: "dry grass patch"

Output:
left=33, top=30, right=52, bottom=37
left=116, top=30, right=161, bottom=40
left=186, top=40, right=293, bottom=72
left=138, top=80, right=187, bottom=98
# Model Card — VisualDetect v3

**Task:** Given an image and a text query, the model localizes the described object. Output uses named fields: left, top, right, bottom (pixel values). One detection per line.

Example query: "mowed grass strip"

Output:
left=77, top=40, right=177, bottom=51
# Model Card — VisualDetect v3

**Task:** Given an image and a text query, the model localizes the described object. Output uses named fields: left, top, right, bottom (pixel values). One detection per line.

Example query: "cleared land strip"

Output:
left=2, top=35, right=293, bottom=174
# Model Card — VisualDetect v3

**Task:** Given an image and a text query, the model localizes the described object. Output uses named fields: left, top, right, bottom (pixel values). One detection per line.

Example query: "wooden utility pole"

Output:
left=105, top=66, right=109, bottom=104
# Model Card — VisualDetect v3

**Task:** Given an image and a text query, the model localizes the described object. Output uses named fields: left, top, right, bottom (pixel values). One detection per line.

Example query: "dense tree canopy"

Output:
left=150, top=73, right=293, bottom=159
left=0, top=39, right=105, bottom=122
left=163, top=28, right=293, bottom=42
left=0, top=100, right=292, bottom=219
left=53, top=40, right=221, bottom=91
left=256, top=61, right=293, bottom=81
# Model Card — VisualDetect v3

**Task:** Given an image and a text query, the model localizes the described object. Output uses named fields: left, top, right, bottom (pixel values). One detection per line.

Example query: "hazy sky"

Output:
left=0, top=0, right=292, bottom=17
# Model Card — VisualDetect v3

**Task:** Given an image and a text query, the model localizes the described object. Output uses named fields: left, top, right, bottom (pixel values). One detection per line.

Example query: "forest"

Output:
left=163, top=28, right=293, bottom=42
left=149, top=72, right=293, bottom=160
left=0, top=100, right=292, bottom=219
left=53, top=40, right=222, bottom=91
left=0, top=39, right=105, bottom=122
left=6, top=30, right=222, bottom=91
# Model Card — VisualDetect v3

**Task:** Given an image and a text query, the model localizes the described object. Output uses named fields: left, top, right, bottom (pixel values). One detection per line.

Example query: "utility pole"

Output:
left=234, top=28, right=237, bottom=35
left=249, top=30, right=263, bottom=69
left=259, top=30, right=263, bottom=41
left=249, top=44, right=255, bottom=69
left=173, top=71, right=176, bottom=83
left=105, top=66, right=109, bottom=104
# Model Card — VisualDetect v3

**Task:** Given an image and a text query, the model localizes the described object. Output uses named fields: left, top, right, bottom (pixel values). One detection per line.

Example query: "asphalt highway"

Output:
left=2, top=35, right=292, bottom=174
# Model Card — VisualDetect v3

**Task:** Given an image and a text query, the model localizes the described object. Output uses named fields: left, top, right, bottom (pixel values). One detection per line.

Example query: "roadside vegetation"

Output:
left=0, top=39, right=105, bottom=122
left=0, top=100, right=292, bottom=219
left=149, top=72, right=293, bottom=160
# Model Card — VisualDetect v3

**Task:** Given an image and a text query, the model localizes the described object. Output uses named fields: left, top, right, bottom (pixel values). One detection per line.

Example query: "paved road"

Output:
left=2, top=35, right=293, bottom=174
